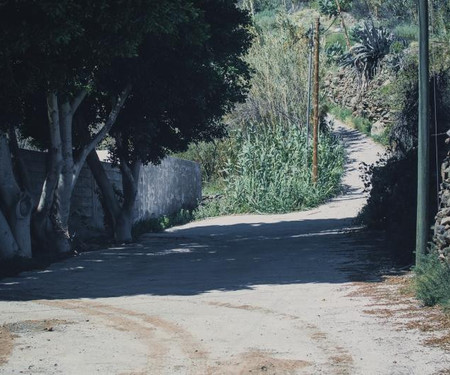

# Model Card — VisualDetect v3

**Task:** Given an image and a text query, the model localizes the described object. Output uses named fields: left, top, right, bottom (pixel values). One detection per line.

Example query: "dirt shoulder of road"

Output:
left=351, top=273, right=450, bottom=351
left=0, top=325, right=15, bottom=365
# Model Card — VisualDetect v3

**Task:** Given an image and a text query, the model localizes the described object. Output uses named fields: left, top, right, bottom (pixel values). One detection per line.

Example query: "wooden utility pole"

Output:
left=312, top=18, right=320, bottom=184
left=305, top=23, right=314, bottom=165
left=416, top=0, right=430, bottom=265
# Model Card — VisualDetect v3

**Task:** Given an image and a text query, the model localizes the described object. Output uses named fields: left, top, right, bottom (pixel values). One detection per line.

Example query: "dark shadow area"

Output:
left=0, top=217, right=396, bottom=302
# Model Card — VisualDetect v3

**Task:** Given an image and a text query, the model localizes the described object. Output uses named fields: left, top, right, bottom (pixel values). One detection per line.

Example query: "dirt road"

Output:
left=1, top=121, right=449, bottom=374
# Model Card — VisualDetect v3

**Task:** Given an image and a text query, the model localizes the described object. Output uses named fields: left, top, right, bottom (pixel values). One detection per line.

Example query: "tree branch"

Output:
left=70, top=88, right=88, bottom=114
left=8, top=126, right=32, bottom=193
left=59, top=101, right=73, bottom=162
left=36, top=92, right=63, bottom=215
left=74, top=84, right=132, bottom=177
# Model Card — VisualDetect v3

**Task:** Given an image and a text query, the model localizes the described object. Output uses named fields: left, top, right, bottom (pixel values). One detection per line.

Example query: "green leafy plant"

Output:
left=326, top=41, right=345, bottom=63
left=319, top=0, right=351, bottom=17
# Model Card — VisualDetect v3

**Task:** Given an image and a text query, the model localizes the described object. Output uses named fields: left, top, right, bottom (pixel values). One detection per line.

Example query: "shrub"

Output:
left=227, top=12, right=309, bottom=130
left=326, top=41, right=345, bottom=63
left=194, top=196, right=229, bottom=220
left=132, top=209, right=194, bottom=239
left=415, top=252, right=450, bottom=308
left=176, top=140, right=231, bottom=184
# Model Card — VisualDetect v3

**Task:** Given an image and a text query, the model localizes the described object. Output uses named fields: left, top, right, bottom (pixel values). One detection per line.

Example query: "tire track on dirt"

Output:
left=81, top=300, right=209, bottom=372
left=37, top=299, right=209, bottom=375
left=37, top=299, right=167, bottom=374
left=206, top=301, right=354, bottom=374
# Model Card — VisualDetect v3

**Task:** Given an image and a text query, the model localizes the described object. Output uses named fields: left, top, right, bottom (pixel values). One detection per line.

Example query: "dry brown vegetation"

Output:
left=350, top=274, right=450, bottom=351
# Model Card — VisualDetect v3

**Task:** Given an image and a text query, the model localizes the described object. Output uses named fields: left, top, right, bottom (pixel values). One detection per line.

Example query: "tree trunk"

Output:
left=87, top=148, right=141, bottom=243
left=0, top=208, right=18, bottom=259
left=34, top=86, right=131, bottom=254
left=52, top=102, right=75, bottom=253
left=115, top=208, right=134, bottom=243
left=86, top=150, right=121, bottom=236
left=116, top=157, right=141, bottom=243
left=0, top=134, right=32, bottom=258
left=33, top=92, right=67, bottom=254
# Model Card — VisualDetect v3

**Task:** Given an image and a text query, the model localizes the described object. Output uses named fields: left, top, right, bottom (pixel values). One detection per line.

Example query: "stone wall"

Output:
left=433, top=145, right=450, bottom=264
left=323, top=68, right=395, bottom=137
left=22, top=150, right=201, bottom=237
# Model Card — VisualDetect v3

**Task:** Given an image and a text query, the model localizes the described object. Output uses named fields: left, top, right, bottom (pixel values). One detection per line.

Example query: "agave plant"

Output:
left=340, top=22, right=394, bottom=81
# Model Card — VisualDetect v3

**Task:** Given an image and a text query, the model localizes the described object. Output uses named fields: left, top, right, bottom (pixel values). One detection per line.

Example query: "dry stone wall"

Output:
left=22, top=150, right=201, bottom=238
left=324, top=68, right=395, bottom=137
left=433, top=145, right=450, bottom=264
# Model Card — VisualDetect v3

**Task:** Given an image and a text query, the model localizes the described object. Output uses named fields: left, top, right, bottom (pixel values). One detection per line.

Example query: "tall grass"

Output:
left=194, top=124, right=345, bottom=218
left=224, top=124, right=344, bottom=214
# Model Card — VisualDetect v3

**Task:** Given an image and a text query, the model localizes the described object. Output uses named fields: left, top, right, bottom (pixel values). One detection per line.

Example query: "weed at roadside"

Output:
left=414, top=253, right=450, bottom=309
left=132, top=209, right=194, bottom=239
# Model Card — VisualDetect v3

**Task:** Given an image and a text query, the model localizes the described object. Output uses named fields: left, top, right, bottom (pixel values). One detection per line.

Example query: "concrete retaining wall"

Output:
left=21, top=150, right=201, bottom=237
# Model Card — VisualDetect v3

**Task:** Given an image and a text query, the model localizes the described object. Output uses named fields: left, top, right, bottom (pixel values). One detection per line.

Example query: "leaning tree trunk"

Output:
left=0, top=133, right=32, bottom=258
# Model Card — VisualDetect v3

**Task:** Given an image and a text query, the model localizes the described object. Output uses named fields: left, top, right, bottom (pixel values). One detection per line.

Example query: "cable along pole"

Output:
left=416, top=0, right=430, bottom=265
left=312, top=17, right=320, bottom=185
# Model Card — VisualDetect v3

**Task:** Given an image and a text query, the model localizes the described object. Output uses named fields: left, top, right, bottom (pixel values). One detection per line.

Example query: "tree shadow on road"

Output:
left=0, top=217, right=397, bottom=301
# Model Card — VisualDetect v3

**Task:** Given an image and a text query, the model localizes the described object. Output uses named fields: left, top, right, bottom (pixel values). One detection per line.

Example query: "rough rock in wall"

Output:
left=323, top=67, right=395, bottom=137
left=433, top=142, right=450, bottom=264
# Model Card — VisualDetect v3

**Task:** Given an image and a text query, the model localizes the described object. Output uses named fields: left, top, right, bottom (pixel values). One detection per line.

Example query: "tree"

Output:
left=85, top=0, right=252, bottom=241
left=0, top=0, right=197, bottom=257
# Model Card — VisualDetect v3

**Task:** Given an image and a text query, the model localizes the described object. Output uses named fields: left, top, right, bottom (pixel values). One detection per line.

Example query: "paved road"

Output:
left=0, top=121, right=449, bottom=374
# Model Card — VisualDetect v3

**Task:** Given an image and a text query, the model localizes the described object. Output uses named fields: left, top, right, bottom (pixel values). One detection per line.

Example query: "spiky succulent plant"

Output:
left=340, top=22, right=394, bottom=81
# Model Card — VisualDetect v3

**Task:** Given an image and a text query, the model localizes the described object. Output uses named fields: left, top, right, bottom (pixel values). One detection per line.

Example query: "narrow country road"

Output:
left=1, top=120, right=449, bottom=374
